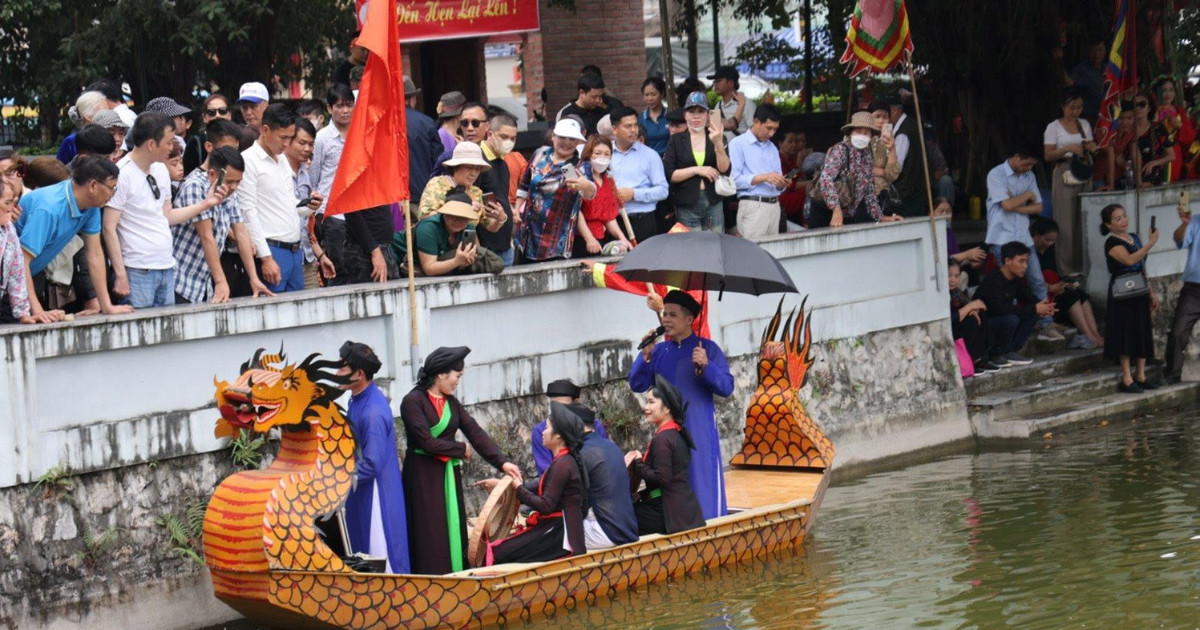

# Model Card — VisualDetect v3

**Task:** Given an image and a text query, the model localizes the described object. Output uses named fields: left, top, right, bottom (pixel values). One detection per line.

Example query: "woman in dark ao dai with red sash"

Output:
left=626, top=375, right=706, bottom=535
left=401, top=346, right=523, bottom=574
left=481, top=402, right=590, bottom=564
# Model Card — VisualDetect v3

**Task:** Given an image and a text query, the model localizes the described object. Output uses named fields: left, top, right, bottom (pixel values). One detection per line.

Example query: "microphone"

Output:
left=637, top=325, right=666, bottom=350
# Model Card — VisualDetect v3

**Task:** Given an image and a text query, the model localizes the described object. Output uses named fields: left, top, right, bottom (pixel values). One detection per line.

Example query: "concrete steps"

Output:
left=966, top=348, right=1200, bottom=439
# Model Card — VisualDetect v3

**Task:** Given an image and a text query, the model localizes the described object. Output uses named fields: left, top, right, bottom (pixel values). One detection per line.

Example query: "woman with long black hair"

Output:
left=400, top=346, right=522, bottom=574
left=626, top=375, right=706, bottom=535
left=483, top=402, right=590, bottom=563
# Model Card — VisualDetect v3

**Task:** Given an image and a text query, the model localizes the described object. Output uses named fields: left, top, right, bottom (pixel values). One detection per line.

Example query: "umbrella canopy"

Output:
left=612, top=232, right=798, bottom=297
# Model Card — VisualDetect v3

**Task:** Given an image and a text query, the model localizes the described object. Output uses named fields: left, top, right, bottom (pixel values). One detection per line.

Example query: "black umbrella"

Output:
left=612, top=232, right=798, bottom=298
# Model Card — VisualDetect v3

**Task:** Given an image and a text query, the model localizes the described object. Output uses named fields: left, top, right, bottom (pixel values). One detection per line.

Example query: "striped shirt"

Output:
left=172, top=169, right=242, bottom=303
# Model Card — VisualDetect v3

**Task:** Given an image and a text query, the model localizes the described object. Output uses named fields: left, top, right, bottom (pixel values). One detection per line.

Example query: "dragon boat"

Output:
left=202, top=303, right=835, bottom=629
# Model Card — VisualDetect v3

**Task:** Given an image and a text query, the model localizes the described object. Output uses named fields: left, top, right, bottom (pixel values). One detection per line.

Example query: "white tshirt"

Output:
left=109, top=156, right=175, bottom=270
left=1043, top=118, right=1093, bottom=151
left=241, top=142, right=306, bottom=257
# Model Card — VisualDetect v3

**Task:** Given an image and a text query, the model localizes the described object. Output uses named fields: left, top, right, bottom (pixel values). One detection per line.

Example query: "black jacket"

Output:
left=662, top=131, right=726, bottom=209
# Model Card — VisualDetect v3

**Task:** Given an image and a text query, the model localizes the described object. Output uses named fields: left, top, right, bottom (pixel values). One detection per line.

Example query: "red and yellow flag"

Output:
left=1095, top=0, right=1137, bottom=148
left=325, top=0, right=409, bottom=216
left=839, top=0, right=914, bottom=77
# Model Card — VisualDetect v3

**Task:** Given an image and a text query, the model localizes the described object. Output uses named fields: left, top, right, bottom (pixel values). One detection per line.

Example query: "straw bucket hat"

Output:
left=841, top=111, right=881, bottom=135
left=442, top=141, right=491, bottom=171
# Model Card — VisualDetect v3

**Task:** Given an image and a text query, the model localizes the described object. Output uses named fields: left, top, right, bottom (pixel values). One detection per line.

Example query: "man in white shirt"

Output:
left=240, top=103, right=322, bottom=292
left=102, top=111, right=225, bottom=307
left=707, top=66, right=755, bottom=145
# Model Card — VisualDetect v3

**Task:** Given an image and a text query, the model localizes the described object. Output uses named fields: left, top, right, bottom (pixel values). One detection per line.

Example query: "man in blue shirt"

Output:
left=984, top=141, right=1058, bottom=339
left=609, top=106, right=668, bottom=244
left=729, top=104, right=787, bottom=239
left=531, top=379, right=607, bottom=474
left=16, top=155, right=133, bottom=319
left=1165, top=198, right=1200, bottom=384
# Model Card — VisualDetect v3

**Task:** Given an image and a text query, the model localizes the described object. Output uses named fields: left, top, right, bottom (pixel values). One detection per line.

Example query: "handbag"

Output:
left=1111, top=270, right=1149, bottom=300
left=955, top=338, right=976, bottom=379
left=714, top=175, right=737, bottom=197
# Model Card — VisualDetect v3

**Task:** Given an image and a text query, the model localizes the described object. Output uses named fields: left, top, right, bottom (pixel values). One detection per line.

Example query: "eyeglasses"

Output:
left=460, top=119, right=486, bottom=128
left=146, top=174, right=161, bottom=200
left=1134, top=101, right=1149, bottom=108
left=95, top=180, right=117, bottom=195
left=205, top=107, right=230, bottom=116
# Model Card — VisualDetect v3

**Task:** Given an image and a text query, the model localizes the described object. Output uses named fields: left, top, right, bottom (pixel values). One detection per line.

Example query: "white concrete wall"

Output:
left=1081, top=181, right=1200, bottom=308
left=0, top=219, right=949, bottom=488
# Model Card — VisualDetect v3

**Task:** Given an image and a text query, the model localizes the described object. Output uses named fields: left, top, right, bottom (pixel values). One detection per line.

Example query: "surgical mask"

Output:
left=591, top=157, right=611, bottom=173
left=494, top=138, right=515, bottom=155
left=850, top=134, right=871, bottom=150
left=688, top=123, right=705, bottom=133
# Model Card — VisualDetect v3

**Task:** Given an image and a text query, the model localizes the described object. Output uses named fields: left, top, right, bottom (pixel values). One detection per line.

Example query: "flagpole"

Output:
left=905, top=52, right=940, bottom=289
left=404, top=203, right=421, bottom=381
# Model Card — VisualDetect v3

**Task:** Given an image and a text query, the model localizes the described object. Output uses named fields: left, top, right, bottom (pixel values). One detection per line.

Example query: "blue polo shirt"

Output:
left=984, top=160, right=1040, bottom=247
left=1178, top=219, right=1200, bottom=284
left=15, top=180, right=102, bottom=275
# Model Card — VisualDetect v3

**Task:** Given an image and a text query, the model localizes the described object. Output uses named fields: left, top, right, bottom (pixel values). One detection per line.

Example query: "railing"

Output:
left=0, top=218, right=949, bottom=488
left=1080, top=181, right=1200, bottom=310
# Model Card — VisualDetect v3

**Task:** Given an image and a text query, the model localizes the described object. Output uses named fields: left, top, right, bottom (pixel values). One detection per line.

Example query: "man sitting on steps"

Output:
left=977, top=241, right=1058, bottom=367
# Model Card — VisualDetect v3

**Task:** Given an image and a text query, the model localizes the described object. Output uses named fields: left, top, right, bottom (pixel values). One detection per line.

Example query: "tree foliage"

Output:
left=0, top=0, right=357, bottom=142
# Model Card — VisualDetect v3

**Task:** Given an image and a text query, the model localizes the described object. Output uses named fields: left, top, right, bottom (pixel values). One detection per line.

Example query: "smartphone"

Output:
left=561, top=164, right=579, bottom=181
left=296, top=196, right=314, bottom=208
left=1151, top=216, right=1157, bottom=232
left=462, top=227, right=478, bottom=247
left=214, top=167, right=226, bottom=190
left=1183, top=190, right=1192, bottom=216
left=482, top=191, right=496, bottom=205
left=881, top=122, right=894, bottom=138
left=785, top=168, right=801, bottom=180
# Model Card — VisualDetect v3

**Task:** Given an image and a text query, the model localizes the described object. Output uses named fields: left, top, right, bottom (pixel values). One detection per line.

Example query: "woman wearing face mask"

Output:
left=574, top=136, right=633, bottom=257
left=809, top=112, right=901, bottom=228
left=661, top=91, right=730, bottom=233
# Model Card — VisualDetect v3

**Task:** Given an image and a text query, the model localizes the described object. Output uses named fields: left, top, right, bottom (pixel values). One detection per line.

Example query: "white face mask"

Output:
left=688, top=123, right=705, bottom=132
left=850, top=134, right=871, bottom=150
left=494, top=138, right=515, bottom=155
left=591, top=157, right=611, bottom=174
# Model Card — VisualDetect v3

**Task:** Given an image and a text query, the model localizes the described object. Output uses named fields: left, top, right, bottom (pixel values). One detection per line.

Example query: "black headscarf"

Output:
left=416, top=346, right=470, bottom=389
left=548, top=401, right=590, bottom=515
left=339, top=341, right=382, bottom=379
left=652, top=375, right=694, bottom=450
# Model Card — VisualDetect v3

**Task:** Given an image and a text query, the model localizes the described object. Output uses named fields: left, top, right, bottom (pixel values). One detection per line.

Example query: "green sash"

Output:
left=414, top=400, right=465, bottom=572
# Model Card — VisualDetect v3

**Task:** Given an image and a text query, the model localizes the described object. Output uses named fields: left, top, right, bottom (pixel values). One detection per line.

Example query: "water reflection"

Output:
left=522, top=410, right=1199, bottom=629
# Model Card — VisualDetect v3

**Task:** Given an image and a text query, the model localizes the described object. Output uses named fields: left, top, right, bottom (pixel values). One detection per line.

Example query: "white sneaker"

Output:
left=1036, top=327, right=1066, bottom=342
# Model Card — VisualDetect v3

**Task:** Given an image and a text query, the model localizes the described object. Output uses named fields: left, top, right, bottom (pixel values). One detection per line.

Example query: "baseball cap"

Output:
left=684, top=91, right=709, bottom=111
left=666, top=108, right=685, bottom=124
left=552, top=118, right=586, bottom=142
left=706, top=66, right=739, bottom=81
left=237, top=82, right=270, bottom=104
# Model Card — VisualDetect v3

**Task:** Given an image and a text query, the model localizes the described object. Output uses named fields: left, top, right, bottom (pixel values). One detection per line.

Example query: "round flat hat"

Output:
left=468, top=476, right=519, bottom=568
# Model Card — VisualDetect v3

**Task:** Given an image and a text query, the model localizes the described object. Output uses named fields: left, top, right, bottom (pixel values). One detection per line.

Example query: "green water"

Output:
left=526, top=410, right=1200, bottom=629
left=207, top=410, right=1200, bottom=629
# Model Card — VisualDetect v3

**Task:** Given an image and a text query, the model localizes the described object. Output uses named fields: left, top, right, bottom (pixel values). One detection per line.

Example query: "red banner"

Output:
left=384, top=0, right=541, bottom=42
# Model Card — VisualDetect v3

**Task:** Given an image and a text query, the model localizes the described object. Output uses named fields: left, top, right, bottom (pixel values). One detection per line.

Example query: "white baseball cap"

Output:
left=553, top=118, right=586, bottom=142
left=237, top=82, right=270, bottom=104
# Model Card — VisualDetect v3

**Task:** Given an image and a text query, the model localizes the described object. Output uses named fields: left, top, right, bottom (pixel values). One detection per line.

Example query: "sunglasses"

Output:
left=460, top=119, right=486, bottom=128
left=205, top=107, right=230, bottom=116
left=146, top=174, right=161, bottom=200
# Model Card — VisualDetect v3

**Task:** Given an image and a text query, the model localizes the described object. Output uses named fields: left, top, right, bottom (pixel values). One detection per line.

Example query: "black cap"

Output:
left=546, top=379, right=582, bottom=399
left=566, top=403, right=597, bottom=427
left=664, top=290, right=701, bottom=317
left=666, top=108, right=686, bottom=124
left=706, top=66, right=739, bottom=81
left=339, top=341, right=382, bottom=378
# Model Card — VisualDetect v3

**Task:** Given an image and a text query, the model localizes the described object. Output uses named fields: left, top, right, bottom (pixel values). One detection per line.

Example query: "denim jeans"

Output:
left=266, top=245, right=305, bottom=293
left=676, top=198, right=725, bottom=233
left=495, top=248, right=514, bottom=267
left=989, top=243, right=1051, bottom=328
left=126, top=267, right=175, bottom=308
left=986, top=312, right=1037, bottom=357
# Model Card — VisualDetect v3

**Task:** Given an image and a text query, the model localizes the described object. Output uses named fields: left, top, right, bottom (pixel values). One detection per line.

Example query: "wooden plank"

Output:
left=724, top=469, right=825, bottom=510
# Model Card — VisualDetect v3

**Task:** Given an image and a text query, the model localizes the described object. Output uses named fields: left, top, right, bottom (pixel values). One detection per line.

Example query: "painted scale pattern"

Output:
left=730, top=300, right=836, bottom=469
left=204, top=352, right=357, bottom=606
left=215, top=481, right=824, bottom=630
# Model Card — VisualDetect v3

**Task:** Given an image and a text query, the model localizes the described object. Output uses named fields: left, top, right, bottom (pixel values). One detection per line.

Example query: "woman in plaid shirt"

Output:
left=515, top=118, right=597, bottom=262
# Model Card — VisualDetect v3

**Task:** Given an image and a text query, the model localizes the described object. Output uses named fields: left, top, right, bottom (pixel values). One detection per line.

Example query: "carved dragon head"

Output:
left=212, top=348, right=349, bottom=438
left=759, top=297, right=814, bottom=391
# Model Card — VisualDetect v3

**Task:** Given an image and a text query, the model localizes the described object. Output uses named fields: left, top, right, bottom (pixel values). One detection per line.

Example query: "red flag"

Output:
left=325, top=0, right=409, bottom=216
left=840, top=0, right=914, bottom=77
left=1096, top=0, right=1137, bottom=148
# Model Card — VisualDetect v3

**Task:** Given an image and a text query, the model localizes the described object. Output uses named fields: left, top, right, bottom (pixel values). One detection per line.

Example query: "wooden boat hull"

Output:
left=212, top=469, right=829, bottom=630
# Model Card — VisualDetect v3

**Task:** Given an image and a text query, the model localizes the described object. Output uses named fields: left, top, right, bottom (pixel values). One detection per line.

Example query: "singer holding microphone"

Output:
left=628, top=290, right=734, bottom=519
